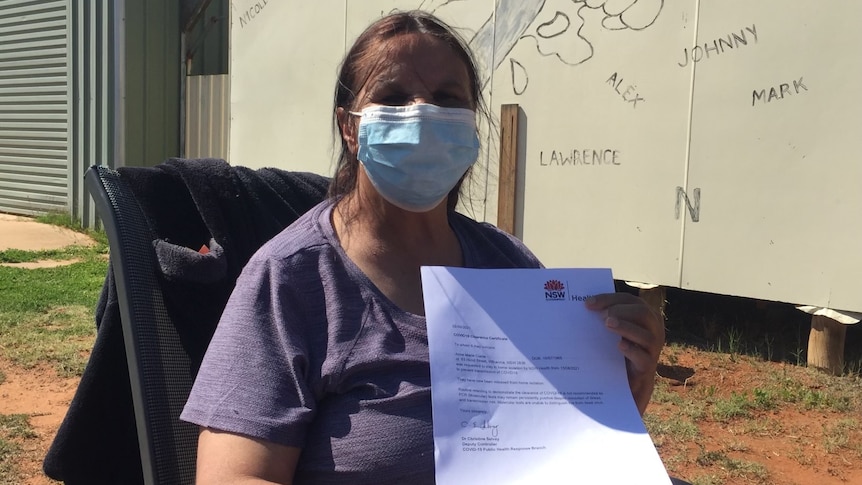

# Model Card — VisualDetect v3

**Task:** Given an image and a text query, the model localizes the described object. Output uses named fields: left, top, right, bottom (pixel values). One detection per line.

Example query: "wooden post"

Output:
left=638, top=286, right=667, bottom=322
left=807, top=314, right=847, bottom=375
left=497, top=104, right=519, bottom=235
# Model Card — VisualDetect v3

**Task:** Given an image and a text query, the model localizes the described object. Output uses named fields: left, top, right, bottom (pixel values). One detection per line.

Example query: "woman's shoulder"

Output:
left=248, top=199, right=336, bottom=268
left=450, top=211, right=542, bottom=269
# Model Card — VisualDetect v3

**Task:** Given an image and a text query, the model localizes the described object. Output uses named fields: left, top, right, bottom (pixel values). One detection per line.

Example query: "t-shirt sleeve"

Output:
left=180, top=255, right=319, bottom=447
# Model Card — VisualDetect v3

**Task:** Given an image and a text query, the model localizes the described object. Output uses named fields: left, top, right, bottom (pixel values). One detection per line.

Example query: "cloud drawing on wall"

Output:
left=585, top=0, right=664, bottom=30
left=522, top=3, right=593, bottom=66
left=425, top=0, right=664, bottom=95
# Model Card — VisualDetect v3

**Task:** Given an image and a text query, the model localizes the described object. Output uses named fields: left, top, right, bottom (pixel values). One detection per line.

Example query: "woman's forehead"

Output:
left=362, top=34, right=471, bottom=93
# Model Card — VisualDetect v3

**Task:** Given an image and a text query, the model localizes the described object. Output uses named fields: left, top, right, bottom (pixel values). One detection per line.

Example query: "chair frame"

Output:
left=85, top=165, right=198, bottom=485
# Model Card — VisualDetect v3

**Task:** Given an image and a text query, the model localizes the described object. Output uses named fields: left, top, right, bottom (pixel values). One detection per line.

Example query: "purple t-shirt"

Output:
left=181, top=199, right=541, bottom=484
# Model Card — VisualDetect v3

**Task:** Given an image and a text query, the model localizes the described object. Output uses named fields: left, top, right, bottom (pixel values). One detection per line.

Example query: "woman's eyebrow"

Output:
left=367, top=79, right=400, bottom=94
left=364, top=76, right=470, bottom=103
left=436, top=78, right=469, bottom=90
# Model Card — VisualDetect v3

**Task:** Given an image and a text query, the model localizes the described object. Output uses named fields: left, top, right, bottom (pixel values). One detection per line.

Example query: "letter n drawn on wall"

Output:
left=675, top=187, right=701, bottom=222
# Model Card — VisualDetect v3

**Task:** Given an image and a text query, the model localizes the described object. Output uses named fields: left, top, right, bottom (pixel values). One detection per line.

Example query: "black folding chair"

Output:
left=85, top=165, right=198, bottom=485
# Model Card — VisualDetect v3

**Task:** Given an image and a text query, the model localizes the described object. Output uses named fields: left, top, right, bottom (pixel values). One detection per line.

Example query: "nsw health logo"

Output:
left=543, top=279, right=566, bottom=301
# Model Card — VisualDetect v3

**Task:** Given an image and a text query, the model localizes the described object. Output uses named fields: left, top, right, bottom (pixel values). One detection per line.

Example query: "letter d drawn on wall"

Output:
left=676, top=187, right=701, bottom=222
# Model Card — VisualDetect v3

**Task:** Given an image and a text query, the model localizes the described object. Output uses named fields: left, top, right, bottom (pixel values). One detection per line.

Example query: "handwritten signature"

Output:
left=461, top=419, right=500, bottom=437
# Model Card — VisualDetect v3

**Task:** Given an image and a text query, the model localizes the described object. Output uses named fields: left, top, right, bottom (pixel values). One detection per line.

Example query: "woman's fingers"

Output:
left=586, top=292, right=665, bottom=415
left=587, top=293, right=665, bottom=355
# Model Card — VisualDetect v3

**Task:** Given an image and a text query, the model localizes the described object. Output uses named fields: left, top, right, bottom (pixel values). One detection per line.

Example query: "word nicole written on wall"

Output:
left=678, top=24, right=758, bottom=67
left=237, top=0, right=268, bottom=29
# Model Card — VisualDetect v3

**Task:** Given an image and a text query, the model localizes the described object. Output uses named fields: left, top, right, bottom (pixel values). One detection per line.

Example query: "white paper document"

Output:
left=421, top=267, right=672, bottom=485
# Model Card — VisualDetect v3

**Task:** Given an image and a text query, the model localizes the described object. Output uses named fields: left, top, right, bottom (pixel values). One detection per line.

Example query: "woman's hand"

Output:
left=585, top=292, right=665, bottom=415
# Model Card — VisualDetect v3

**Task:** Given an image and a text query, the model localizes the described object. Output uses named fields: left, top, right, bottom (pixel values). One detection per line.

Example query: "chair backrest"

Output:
left=85, top=165, right=198, bottom=485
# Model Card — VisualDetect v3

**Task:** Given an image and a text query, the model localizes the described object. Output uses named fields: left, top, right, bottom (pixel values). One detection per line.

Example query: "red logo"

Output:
left=544, top=280, right=565, bottom=291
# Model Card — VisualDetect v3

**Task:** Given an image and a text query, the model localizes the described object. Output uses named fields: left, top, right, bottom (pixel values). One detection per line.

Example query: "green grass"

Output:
left=0, top=215, right=106, bottom=483
left=0, top=414, right=36, bottom=440
left=0, top=414, right=36, bottom=483
left=741, top=416, right=784, bottom=437
left=644, top=413, right=700, bottom=444
left=689, top=474, right=723, bottom=485
left=822, top=418, right=860, bottom=454
left=0, top=435, right=18, bottom=485
left=649, top=379, right=683, bottom=405
left=34, top=212, right=107, bottom=246
left=0, top=245, right=106, bottom=264
left=0, top=215, right=107, bottom=376
left=768, top=371, right=856, bottom=412
left=701, top=370, right=857, bottom=424
left=711, top=392, right=755, bottom=421
left=651, top=314, right=862, bottom=484
left=0, top=259, right=107, bottom=312
left=695, top=449, right=768, bottom=480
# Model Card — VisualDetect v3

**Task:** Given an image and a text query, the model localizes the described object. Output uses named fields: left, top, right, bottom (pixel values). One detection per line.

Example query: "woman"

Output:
left=181, top=10, right=665, bottom=484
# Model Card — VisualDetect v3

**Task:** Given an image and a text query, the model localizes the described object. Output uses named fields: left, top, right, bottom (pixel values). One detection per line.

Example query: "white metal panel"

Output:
left=682, top=0, right=862, bottom=312
left=0, top=0, right=70, bottom=215
left=228, top=0, right=862, bottom=312
left=487, top=1, right=695, bottom=288
left=229, top=0, right=345, bottom=171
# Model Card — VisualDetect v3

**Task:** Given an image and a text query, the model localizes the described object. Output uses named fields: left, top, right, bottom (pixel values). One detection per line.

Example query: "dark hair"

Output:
left=329, top=10, right=487, bottom=208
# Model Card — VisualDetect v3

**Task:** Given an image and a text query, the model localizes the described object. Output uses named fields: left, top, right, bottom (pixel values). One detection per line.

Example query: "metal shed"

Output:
left=0, top=0, right=191, bottom=228
left=0, top=0, right=75, bottom=217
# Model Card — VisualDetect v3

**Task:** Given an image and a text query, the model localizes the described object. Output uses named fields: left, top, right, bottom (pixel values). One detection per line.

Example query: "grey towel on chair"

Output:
left=153, top=237, right=227, bottom=284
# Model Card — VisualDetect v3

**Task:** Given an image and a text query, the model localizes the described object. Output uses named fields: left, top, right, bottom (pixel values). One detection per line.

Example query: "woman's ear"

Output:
left=336, top=107, right=358, bottom=153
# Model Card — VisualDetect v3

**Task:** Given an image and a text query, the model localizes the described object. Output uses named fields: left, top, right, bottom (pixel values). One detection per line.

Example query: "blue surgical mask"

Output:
left=351, top=103, right=480, bottom=212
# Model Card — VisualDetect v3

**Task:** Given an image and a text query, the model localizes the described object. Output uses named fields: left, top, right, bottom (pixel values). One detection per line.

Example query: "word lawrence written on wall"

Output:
left=539, top=149, right=621, bottom=167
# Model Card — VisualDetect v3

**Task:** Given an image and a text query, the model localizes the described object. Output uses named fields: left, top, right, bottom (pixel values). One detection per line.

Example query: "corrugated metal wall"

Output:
left=71, top=0, right=115, bottom=228
left=185, top=74, right=228, bottom=159
left=0, top=0, right=193, bottom=226
left=0, top=0, right=72, bottom=216
left=123, top=0, right=181, bottom=167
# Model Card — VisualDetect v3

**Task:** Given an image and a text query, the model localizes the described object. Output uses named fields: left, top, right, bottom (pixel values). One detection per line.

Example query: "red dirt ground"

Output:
left=0, top=359, right=77, bottom=485
left=651, top=347, right=862, bottom=485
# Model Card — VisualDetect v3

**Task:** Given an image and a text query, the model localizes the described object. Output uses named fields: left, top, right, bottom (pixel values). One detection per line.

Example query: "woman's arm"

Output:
left=196, top=428, right=302, bottom=485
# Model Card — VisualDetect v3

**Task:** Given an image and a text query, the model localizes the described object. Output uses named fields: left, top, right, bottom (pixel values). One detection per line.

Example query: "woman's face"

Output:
left=354, top=33, right=475, bottom=113
left=338, top=32, right=478, bottom=211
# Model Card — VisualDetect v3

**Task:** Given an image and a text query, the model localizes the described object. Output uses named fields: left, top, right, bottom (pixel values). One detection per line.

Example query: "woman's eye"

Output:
left=436, top=93, right=470, bottom=108
left=375, top=92, right=471, bottom=108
